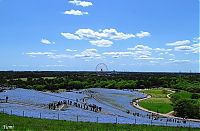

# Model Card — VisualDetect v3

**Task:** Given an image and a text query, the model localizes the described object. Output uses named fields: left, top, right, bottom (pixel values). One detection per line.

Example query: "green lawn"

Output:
left=139, top=88, right=173, bottom=114
left=141, top=89, right=171, bottom=98
left=0, top=113, right=197, bottom=131
left=139, top=98, right=173, bottom=113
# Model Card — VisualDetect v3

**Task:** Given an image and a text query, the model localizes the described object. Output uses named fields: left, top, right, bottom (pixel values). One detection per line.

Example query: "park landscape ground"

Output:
left=0, top=72, right=200, bottom=130
left=0, top=87, right=200, bottom=130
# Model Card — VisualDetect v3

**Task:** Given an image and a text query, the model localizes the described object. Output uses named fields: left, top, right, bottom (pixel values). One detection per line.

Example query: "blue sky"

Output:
left=0, top=0, right=199, bottom=72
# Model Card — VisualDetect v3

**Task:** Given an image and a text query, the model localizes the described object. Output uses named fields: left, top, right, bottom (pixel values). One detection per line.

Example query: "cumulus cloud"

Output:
left=74, top=49, right=101, bottom=59
left=128, top=45, right=152, bottom=51
left=103, top=48, right=163, bottom=60
left=41, top=39, right=55, bottom=45
left=48, top=54, right=73, bottom=59
left=26, top=52, right=55, bottom=55
left=192, top=43, right=200, bottom=48
left=45, top=65, right=67, bottom=67
left=89, top=39, right=113, bottom=47
left=61, top=33, right=81, bottom=40
left=61, top=28, right=146, bottom=47
left=166, top=40, right=200, bottom=54
left=133, top=51, right=152, bottom=59
left=191, top=43, right=200, bottom=53
left=66, top=49, right=77, bottom=52
left=64, top=10, right=88, bottom=15
left=103, top=51, right=133, bottom=57
left=128, top=45, right=153, bottom=59
left=174, top=45, right=193, bottom=51
left=25, top=52, right=73, bottom=59
left=169, top=59, right=191, bottom=63
left=136, top=56, right=163, bottom=60
left=68, top=0, right=93, bottom=7
left=103, top=44, right=165, bottom=60
left=73, top=28, right=136, bottom=40
left=101, top=28, right=135, bottom=40
left=193, top=37, right=200, bottom=42
left=13, top=65, right=29, bottom=67
left=166, top=40, right=190, bottom=46
left=154, top=48, right=172, bottom=52
left=136, top=31, right=151, bottom=38
left=75, top=29, right=103, bottom=39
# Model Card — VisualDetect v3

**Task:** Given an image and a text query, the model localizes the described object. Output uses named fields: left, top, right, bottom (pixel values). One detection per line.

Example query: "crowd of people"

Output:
left=48, top=99, right=102, bottom=113
left=129, top=110, right=187, bottom=124
left=0, top=96, right=8, bottom=103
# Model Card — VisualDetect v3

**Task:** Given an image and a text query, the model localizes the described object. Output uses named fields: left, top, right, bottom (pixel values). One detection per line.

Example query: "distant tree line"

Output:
left=0, top=71, right=199, bottom=93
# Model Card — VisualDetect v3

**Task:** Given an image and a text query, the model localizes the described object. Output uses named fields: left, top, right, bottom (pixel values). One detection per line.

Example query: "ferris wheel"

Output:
left=96, top=63, right=108, bottom=75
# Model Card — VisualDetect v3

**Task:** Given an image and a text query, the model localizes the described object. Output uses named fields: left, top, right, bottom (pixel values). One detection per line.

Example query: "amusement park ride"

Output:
left=96, top=63, right=116, bottom=76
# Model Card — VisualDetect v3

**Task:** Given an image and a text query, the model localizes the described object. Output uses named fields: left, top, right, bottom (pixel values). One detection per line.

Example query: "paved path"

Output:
left=132, top=90, right=200, bottom=122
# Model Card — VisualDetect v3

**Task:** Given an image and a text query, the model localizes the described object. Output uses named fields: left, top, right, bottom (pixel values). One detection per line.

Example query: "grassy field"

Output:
left=171, top=91, right=200, bottom=103
left=0, top=113, right=198, bottom=131
left=139, top=88, right=173, bottom=114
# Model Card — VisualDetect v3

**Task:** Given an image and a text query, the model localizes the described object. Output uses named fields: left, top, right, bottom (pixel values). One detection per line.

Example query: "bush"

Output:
left=191, top=93, right=200, bottom=99
left=174, top=99, right=200, bottom=119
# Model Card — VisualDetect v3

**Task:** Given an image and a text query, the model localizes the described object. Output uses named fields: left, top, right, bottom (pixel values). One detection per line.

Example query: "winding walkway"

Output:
left=132, top=90, right=200, bottom=122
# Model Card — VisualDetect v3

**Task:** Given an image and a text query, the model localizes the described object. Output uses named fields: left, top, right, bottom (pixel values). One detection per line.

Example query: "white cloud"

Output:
left=192, top=43, right=200, bottom=53
left=45, top=65, right=67, bottom=67
left=169, top=54, right=175, bottom=57
left=103, top=45, right=152, bottom=59
left=103, top=51, right=133, bottom=57
left=112, top=56, right=119, bottom=58
left=61, top=28, right=144, bottom=47
left=69, top=0, right=93, bottom=7
left=103, top=44, right=165, bottom=61
left=154, top=48, right=172, bottom=52
left=170, top=42, right=199, bottom=53
left=62, top=28, right=145, bottom=41
left=174, top=45, right=193, bottom=51
left=149, top=61, right=159, bottom=63
left=61, top=33, right=81, bottom=40
left=74, top=28, right=135, bottom=40
left=128, top=45, right=152, bottom=51
left=192, top=43, right=200, bottom=48
left=74, top=49, right=101, bottom=59
left=75, top=29, right=103, bottom=39
left=136, top=56, right=163, bottom=60
left=47, top=54, right=73, bottom=59
left=13, top=65, right=29, bottom=67
left=26, top=52, right=73, bottom=59
left=64, top=10, right=88, bottom=15
left=166, top=40, right=199, bottom=54
left=128, top=45, right=152, bottom=58
left=101, top=28, right=135, bottom=40
left=89, top=39, right=113, bottom=47
left=166, top=40, right=190, bottom=46
left=169, top=60, right=191, bottom=63
left=136, top=31, right=151, bottom=38
left=41, top=39, right=55, bottom=45
left=26, top=52, right=55, bottom=55
left=133, top=51, right=152, bottom=59
left=193, top=37, right=200, bottom=42
left=57, top=61, right=63, bottom=63
left=66, top=49, right=77, bottom=52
